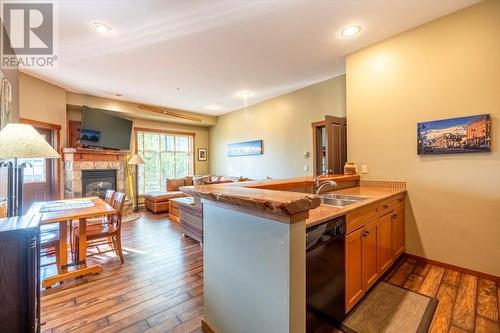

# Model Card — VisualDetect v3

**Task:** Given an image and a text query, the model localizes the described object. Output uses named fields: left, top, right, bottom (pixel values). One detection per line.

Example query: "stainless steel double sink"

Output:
left=320, top=193, right=368, bottom=207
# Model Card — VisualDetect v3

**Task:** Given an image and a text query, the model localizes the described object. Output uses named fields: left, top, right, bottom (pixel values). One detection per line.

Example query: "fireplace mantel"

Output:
left=63, top=148, right=130, bottom=162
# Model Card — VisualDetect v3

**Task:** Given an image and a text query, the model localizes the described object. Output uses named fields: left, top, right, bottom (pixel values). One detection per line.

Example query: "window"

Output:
left=22, top=158, right=46, bottom=183
left=136, top=130, right=194, bottom=194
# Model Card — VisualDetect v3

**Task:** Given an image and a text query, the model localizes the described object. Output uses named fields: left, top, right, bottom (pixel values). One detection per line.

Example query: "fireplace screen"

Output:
left=82, top=170, right=117, bottom=199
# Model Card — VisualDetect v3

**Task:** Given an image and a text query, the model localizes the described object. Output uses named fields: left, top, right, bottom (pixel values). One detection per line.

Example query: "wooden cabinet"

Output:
left=392, top=208, right=405, bottom=257
left=362, top=220, right=379, bottom=290
left=0, top=215, right=40, bottom=333
left=378, top=213, right=393, bottom=272
left=345, top=194, right=405, bottom=312
left=345, top=228, right=364, bottom=311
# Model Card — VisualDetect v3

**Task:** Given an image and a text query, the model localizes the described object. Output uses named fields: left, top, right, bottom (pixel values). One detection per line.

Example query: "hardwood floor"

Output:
left=309, top=257, right=500, bottom=333
left=41, top=212, right=499, bottom=333
left=40, top=212, right=204, bottom=333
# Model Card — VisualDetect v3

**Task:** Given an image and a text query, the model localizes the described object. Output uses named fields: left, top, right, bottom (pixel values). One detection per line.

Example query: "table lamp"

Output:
left=127, top=154, right=144, bottom=212
left=0, top=123, right=61, bottom=216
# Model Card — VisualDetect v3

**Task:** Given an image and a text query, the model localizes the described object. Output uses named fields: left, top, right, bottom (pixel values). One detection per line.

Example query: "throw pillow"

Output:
left=166, top=178, right=186, bottom=191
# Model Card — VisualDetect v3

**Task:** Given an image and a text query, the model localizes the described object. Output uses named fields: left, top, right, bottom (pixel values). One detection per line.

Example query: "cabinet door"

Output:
left=378, top=214, right=393, bottom=273
left=345, top=228, right=364, bottom=312
left=392, top=208, right=405, bottom=257
left=362, top=219, right=379, bottom=290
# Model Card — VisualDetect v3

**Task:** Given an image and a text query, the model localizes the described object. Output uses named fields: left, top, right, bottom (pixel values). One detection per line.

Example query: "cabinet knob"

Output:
left=392, top=214, right=397, bottom=219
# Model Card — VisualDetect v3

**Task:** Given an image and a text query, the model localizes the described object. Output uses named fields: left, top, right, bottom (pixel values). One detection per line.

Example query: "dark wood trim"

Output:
left=201, top=319, right=216, bottom=333
left=134, top=127, right=196, bottom=137
left=405, top=253, right=500, bottom=283
left=66, top=104, right=82, bottom=113
left=20, top=118, right=62, bottom=200
left=19, top=118, right=62, bottom=130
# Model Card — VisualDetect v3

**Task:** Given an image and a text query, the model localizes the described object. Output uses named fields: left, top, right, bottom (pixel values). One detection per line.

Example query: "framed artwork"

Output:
left=227, top=140, right=263, bottom=157
left=417, top=114, right=491, bottom=155
left=198, top=148, right=207, bottom=161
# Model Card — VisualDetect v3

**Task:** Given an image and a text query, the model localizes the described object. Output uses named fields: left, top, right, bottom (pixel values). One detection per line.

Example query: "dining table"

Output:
left=27, top=197, right=116, bottom=288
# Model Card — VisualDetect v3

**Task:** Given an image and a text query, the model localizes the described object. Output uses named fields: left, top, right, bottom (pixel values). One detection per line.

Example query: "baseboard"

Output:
left=201, top=319, right=216, bottom=333
left=405, top=253, right=500, bottom=283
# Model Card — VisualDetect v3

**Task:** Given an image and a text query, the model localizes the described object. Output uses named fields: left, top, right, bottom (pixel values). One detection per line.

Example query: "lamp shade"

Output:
left=128, top=154, right=144, bottom=165
left=0, top=123, right=61, bottom=159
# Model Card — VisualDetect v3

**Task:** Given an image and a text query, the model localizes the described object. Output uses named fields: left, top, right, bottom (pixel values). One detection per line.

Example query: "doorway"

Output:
left=312, top=116, right=347, bottom=175
left=18, top=127, right=57, bottom=214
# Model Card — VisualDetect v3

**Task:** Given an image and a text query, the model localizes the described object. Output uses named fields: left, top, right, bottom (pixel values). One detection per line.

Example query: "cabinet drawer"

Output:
left=346, top=203, right=379, bottom=233
left=379, top=195, right=404, bottom=216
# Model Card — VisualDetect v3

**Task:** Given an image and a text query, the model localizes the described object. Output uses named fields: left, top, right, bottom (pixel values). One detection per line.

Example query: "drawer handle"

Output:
left=398, top=198, right=403, bottom=202
left=392, top=214, right=397, bottom=220
left=382, top=205, right=389, bottom=209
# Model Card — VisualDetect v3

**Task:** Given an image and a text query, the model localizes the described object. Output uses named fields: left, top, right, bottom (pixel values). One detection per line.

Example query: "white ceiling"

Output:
left=24, top=0, right=479, bottom=116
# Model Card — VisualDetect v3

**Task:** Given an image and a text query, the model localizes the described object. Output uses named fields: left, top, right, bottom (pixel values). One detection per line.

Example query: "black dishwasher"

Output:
left=306, top=216, right=346, bottom=324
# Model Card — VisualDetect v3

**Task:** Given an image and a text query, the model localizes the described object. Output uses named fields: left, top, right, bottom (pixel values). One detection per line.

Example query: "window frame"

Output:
left=134, top=127, right=195, bottom=195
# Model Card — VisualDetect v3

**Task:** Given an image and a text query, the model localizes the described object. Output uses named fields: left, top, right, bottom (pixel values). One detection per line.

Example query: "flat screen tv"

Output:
left=80, top=106, right=133, bottom=150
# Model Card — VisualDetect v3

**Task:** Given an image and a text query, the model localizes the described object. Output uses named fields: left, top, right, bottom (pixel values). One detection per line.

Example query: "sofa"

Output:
left=144, top=175, right=251, bottom=214
left=143, top=176, right=192, bottom=213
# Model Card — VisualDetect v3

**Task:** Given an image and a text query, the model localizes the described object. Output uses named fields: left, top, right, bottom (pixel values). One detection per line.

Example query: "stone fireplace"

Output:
left=63, top=148, right=128, bottom=199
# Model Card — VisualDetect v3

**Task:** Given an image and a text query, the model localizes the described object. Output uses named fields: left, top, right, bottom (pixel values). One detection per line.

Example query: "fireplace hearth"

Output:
left=82, top=170, right=117, bottom=199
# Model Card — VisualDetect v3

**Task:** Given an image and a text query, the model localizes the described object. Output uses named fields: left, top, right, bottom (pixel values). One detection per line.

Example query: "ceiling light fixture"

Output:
left=235, top=90, right=254, bottom=98
left=92, top=22, right=113, bottom=35
left=206, top=105, right=221, bottom=111
left=341, top=25, right=361, bottom=38
left=114, top=93, right=122, bottom=97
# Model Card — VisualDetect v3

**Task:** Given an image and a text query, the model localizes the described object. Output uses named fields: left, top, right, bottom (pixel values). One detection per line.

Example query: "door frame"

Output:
left=19, top=118, right=62, bottom=200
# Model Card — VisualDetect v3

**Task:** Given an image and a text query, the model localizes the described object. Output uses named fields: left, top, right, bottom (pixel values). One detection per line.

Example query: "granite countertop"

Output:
left=180, top=174, right=406, bottom=224
left=306, top=187, right=407, bottom=228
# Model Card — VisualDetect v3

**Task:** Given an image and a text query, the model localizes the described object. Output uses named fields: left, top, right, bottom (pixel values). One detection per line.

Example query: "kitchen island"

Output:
left=181, top=175, right=406, bottom=333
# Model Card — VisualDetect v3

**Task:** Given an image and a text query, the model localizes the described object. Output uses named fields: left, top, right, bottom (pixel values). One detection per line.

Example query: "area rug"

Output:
left=342, top=282, right=438, bottom=333
left=122, top=212, right=142, bottom=223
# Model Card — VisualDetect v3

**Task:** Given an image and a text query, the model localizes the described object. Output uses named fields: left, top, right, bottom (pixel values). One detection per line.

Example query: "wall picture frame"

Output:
left=417, top=114, right=491, bottom=155
left=227, top=140, right=263, bottom=157
left=198, top=148, right=207, bottom=161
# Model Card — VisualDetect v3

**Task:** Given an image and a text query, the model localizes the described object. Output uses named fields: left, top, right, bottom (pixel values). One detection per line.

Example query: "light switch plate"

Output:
left=362, top=165, right=368, bottom=174
left=304, top=165, right=308, bottom=172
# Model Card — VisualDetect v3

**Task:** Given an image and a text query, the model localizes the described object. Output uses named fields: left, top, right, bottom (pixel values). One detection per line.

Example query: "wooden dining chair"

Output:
left=40, top=224, right=62, bottom=274
left=70, top=190, right=116, bottom=253
left=73, top=192, right=127, bottom=264
left=0, top=205, right=6, bottom=218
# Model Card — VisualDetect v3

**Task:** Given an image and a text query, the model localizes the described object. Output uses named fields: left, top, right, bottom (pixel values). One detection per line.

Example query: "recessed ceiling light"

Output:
left=235, top=90, right=254, bottom=98
left=205, top=105, right=221, bottom=111
left=92, top=22, right=113, bottom=35
left=114, top=93, right=122, bottom=97
left=341, top=25, right=361, bottom=38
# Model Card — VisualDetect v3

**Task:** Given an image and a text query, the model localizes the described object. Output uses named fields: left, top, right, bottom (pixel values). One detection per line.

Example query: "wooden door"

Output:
left=362, top=219, right=379, bottom=290
left=392, top=208, right=405, bottom=257
left=68, top=121, right=81, bottom=148
left=345, top=227, right=364, bottom=312
left=378, top=214, right=393, bottom=273
left=22, top=128, right=54, bottom=212
left=325, top=116, right=347, bottom=174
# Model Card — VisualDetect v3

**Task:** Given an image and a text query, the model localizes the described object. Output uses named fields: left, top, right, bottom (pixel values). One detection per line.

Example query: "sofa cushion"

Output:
left=184, top=176, right=193, bottom=186
left=166, top=178, right=186, bottom=191
left=193, top=175, right=211, bottom=186
left=144, top=191, right=186, bottom=202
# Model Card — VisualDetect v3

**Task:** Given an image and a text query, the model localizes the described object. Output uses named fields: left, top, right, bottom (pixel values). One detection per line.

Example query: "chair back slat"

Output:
left=112, top=192, right=126, bottom=229
left=104, top=190, right=116, bottom=206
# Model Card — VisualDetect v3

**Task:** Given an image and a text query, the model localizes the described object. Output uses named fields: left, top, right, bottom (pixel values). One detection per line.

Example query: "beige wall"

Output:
left=19, top=72, right=67, bottom=145
left=66, top=92, right=210, bottom=175
left=209, top=75, right=346, bottom=179
left=347, top=0, right=500, bottom=276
